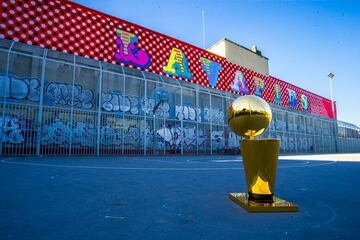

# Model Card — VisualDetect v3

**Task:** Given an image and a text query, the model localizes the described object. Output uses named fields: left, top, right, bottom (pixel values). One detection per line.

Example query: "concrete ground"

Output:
left=1, top=154, right=360, bottom=240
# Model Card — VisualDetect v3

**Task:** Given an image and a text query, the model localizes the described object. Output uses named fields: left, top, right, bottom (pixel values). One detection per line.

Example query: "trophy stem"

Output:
left=241, top=139, right=280, bottom=202
left=228, top=138, right=298, bottom=212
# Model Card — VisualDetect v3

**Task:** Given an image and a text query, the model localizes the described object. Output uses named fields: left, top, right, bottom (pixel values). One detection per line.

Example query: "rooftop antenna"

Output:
left=202, top=9, right=206, bottom=49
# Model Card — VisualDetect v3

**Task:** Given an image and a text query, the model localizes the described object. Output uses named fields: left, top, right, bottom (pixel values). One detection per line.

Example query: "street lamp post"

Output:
left=328, top=72, right=335, bottom=115
left=328, top=72, right=338, bottom=152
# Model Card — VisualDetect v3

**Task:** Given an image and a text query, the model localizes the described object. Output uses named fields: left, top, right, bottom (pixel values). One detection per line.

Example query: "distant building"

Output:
left=208, top=38, right=269, bottom=75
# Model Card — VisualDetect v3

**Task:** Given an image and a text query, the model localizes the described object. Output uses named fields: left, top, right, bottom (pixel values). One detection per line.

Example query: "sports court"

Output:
left=1, top=154, right=359, bottom=239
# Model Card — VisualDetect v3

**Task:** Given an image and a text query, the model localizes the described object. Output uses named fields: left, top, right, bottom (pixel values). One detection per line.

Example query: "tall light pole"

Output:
left=328, top=72, right=338, bottom=152
left=328, top=72, right=335, bottom=116
left=202, top=9, right=206, bottom=49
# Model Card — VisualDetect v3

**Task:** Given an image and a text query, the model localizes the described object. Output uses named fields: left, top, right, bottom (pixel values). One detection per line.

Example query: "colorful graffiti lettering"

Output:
left=230, top=70, right=250, bottom=94
left=253, top=76, right=265, bottom=97
left=156, top=126, right=207, bottom=147
left=288, top=89, right=298, bottom=108
left=0, top=74, right=40, bottom=102
left=211, top=130, right=225, bottom=150
left=200, top=57, right=221, bottom=87
left=41, top=119, right=96, bottom=147
left=175, top=105, right=198, bottom=121
left=124, top=126, right=141, bottom=148
left=205, top=108, right=224, bottom=125
left=228, top=132, right=240, bottom=148
left=163, top=48, right=192, bottom=79
left=45, top=82, right=94, bottom=109
left=101, top=92, right=170, bottom=117
left=274, top=83, right=282, bottom=104
left=40, top=119, right=145, bottom=149
left=114, top=29, right=151, bottom=68
left=0, top=115, right=24, bottom=144
left=301, top=94, right=309, bottom=111
left=100, top=125, right=123, bottom=146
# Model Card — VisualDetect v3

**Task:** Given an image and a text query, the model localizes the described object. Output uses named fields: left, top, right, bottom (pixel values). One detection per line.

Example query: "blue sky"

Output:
left=73, top=0, right=360, bottom=126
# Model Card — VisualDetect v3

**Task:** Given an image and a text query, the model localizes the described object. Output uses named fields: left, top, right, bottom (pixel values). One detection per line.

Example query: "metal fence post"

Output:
left=121, top=66, right=125, bottom=156
left=96, top=62, right=103, bottom=155
left=334, top=119, right=338, bottom=153
left=35, top=48, right=48, bottom=156
left=141, top=71, right=147, bottom=156
left=196, top=90, right=199, bottom=155
left=180, top=87, right=183, bottom=155
left=68, top=55, right=76, bottom=155
left=209, top=93, right=212, bottom=155
left=0, top=41, right=14, bottom=156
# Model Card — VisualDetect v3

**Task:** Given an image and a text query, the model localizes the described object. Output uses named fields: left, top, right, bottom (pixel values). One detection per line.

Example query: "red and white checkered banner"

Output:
left=0, top=0, right=336, bottom=119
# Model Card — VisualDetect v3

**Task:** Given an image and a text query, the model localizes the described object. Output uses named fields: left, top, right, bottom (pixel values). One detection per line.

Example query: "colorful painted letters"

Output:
left=301, top=94, right=309, bottom=111
left=163, top=48, right=193, bottom=79
left=253, top=76, right=266, bottom=97
left=230, top=70, right=250, bottom=94
left=274, top=83, right=282, bottom=103
left=200, top=57, right=221, bottom=87
left=288, top=89, right=298, bottom=108
left=114, top=29, right=151, bottom=68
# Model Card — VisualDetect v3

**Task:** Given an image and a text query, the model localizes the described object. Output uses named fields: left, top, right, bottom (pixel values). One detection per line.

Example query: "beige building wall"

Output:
left=207, top=38, right=269, bottom=75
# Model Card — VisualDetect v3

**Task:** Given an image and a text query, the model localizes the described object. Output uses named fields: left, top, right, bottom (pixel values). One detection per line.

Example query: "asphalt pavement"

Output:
left=1, top=154, right=359, bottom=240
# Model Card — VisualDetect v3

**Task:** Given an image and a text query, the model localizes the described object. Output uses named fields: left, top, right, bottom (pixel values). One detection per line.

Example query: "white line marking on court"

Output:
left=0, top=160, right=243, bottom=171
left=311, top=201, right=337, bottom=228
left=132, top=158, right=244, bottom=164
left=211, top=160, right=243, bottom=163
left=280, top=161, right=336, bottom=168
left=0, top=159, right=337, bottom=171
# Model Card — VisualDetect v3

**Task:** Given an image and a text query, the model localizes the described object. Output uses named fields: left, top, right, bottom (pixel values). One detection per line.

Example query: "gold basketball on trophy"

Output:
left=227, top=95, right=272, bottom=139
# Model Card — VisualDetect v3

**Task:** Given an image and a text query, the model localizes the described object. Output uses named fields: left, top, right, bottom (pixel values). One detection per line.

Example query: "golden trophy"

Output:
left=227, top=95, right=298, bottom=212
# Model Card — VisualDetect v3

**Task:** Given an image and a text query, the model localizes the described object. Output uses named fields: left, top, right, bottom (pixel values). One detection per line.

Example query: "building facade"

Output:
left=0, top=0, right=359, bottom=156
left=207, top=38, right=270, bottom=75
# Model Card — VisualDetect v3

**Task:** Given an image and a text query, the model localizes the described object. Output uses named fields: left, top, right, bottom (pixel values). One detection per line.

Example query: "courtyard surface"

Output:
left=1, top=153, right=360, bottom=240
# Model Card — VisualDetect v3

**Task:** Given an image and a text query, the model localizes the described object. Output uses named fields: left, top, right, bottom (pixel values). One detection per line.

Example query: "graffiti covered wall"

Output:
left=0, top=0, right=336, bottom=119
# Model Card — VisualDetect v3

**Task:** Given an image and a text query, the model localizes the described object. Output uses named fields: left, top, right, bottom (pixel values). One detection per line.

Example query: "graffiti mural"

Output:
left=200, top=57, right=221, bottom=87
left=0, top=115, right=24, bottom=144
left=163, top=48, right=193, bottom=79
left=175, top=105, right=199, bottom=121
left=211, top=130, right=225, bottom=150
left=100, top=124, right=122, bottom=146
left=101, top=92, right=131, bottom=112
left=275, top=119, right=287, bottom=131
left=114, top=29, right=151, bottom=68
left=41, top=119, right=96, bottom=147
left=140, top=97, right=156, bottom=115
left=183, top=126, right=196, bottom=146
left=123, top=126, right=141, bottom=148
left=0, top=74, right=40, bottom=102
left=45, top=82, right=94, bottom=109
left=230, top=70, right=250, bottom=94
left=102, top=92, right=170, bottom=117
left=227, top=132, right=240, bottom=148
left=156, top=126, right=207, bottom=147
left=157, top=126, right=182, bottom=146
left=204, top=108, right=224, bottom=125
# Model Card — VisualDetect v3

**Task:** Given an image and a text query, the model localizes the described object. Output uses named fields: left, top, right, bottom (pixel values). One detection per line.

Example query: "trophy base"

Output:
left=229, top=193, right=298, bottom=212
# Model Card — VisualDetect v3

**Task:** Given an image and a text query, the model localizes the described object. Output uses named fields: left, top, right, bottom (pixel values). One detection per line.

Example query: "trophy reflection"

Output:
left=227, top=95, right=298, bottom=212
